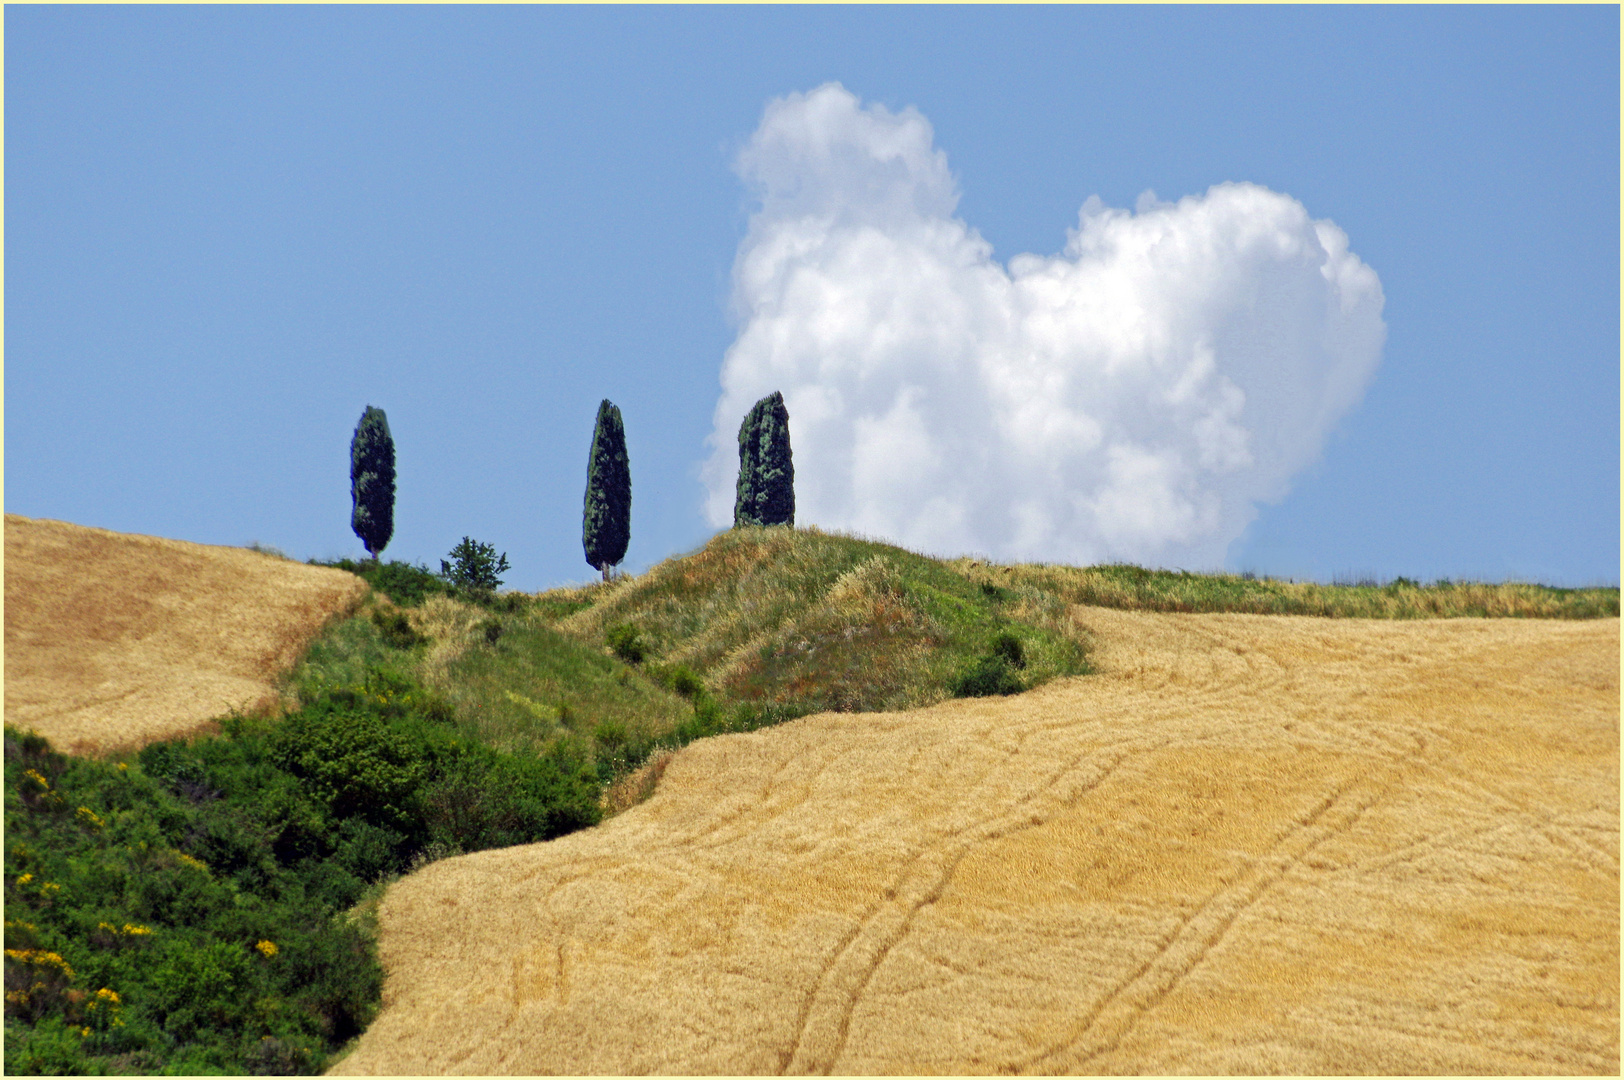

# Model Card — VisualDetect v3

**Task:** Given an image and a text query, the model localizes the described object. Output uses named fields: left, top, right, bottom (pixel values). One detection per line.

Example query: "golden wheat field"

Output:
left=331, top=606, right=1620, bottom=1075
left=3, top=515, right=367, bottom=755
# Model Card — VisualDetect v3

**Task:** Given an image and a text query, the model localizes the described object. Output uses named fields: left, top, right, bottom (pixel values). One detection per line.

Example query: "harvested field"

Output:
left=333, top=607, right=1619, bottom=1075
left=4, top=515, right=366, bottom=755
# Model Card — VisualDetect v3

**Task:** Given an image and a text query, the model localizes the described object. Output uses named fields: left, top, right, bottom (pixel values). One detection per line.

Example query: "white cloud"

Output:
left=703, top=83, right=1386, bottom=569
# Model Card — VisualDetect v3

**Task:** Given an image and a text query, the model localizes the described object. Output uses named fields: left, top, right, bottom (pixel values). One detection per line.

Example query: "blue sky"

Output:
left=7, top=5, right=1618, bottom=591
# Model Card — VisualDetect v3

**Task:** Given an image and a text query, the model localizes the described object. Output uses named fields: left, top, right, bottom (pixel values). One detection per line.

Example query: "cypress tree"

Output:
left=583, top=399, right=631, bottom=581
left=734, top=391, right=794, bottom=528
left=350, top=405, right=396, bottom=560
left=733, top=401, right=763, bottom=527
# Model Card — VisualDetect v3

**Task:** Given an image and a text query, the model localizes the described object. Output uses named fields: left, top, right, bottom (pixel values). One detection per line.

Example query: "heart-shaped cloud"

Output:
left=704, top=83, right=1386, bottom=569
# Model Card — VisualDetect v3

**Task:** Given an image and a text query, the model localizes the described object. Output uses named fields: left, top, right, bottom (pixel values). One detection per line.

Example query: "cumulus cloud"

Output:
left=703, top=83, right=1386, bottom=568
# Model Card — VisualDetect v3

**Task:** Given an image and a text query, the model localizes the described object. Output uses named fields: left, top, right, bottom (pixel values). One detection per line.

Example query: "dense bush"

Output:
left=989, top=632, right=1026, bottom=670
left=606, top=623, right=645, bottom=665
left=313, top=558, right=450, bottom=608
left=4, top=664, right=601, bottom=1074
left=440, top=537, right=510, bottom=594
left=952, top=653, right=1024, bottom=697
left=371, top=608, right=425, bottom=649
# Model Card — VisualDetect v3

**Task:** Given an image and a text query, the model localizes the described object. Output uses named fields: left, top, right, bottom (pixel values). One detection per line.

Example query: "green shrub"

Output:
left=4, top=1016, right=92, bottom=1074
left=371, top=608, right=424, bottom=649
left=989, top=631, right=1026, bottom=669
left=440, top=537, right=510, bottom=593
left=655, top=664, right=705, bottom=699
left=606, top=623, right=645, bottom=664
left=313, top=558, right=449, bottom=608
left=269, top=707, right=437, bottom=835
left=952, top=654, right=1023, bottom=697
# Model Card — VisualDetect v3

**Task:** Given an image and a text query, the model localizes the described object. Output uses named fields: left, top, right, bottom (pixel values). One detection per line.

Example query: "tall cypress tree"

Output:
left=734, top=400, right=764, bottom=527
left=350, top=405, right=396, bottom=560
left=583, top=399, right=631, bottom=581
left=734, top=391, right=794, bottom=528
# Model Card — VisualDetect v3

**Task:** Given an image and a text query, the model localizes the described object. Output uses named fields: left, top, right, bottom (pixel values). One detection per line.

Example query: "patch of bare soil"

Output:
left=332, top=606, right=1619, bottom=1076
left=4, top=515, right=366, bottom=755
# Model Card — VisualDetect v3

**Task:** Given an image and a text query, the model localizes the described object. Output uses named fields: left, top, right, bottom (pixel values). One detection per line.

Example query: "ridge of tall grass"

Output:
left=964, top=561, right=1619, bottom=619
left=552, top=526, right=1091, bottom=716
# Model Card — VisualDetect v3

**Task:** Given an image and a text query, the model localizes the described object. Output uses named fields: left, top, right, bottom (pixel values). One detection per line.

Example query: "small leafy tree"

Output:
left=583, top=399, right=631, bottom=582
left=440, top=537, right=510, bottom=593
left=734, top=391, right=794, bottom=527
left=350, top=406, right=396, bottom=560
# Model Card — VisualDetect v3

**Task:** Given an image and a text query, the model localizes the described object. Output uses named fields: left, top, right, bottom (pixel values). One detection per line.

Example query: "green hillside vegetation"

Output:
left=555, top=525, right=1090, bottom=714
left=974, top=560, right=1621, bottom=619
left=6, top=525, right=1616, bottom=1074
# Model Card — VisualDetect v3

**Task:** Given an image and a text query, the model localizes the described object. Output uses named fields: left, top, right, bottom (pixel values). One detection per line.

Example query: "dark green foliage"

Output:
left=440, top=537, right=510, bottom=594
left=3, top=663, right=602, bottom=1075
left=605, top=623, right=645, bottom=664
left=349, top=406, right=396, bottom=560
left=952, top=654, right=1024, bottom=698
left=951, top=631, right=1027, bottom=697
left=313, top=558, right=451, bottom=608
left=654, top=664, right=705, bottom=699
left=481, top=619, right=504, bottom=646
left=371, top=608, right=425, bottom=649
left=990, top=632, right=1026, bottom=669
left=583, top=400, right=631, bottom=580
left=734, top=391, right=795, bottom=527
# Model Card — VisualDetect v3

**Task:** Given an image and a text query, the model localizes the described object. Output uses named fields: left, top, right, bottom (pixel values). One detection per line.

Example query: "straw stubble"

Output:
left=335, top=606, right=1619, bottom=1074
left=4, top=515, right=367, bottom=755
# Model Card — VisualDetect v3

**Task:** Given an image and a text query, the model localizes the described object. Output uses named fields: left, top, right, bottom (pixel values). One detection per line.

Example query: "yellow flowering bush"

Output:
left=91, top=922, right=153, bottom=950
left=255, top=940, right=279, bottom=959
left=4, top=948, right=76, bottom=1021
left=84, top=986, right=124, bottom=1030
left=18, top=769, right=67, bottom=812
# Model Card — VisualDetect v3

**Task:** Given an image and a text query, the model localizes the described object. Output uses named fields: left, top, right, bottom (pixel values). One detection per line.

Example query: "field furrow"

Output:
left=332, top=606, right=1619, bottom=1075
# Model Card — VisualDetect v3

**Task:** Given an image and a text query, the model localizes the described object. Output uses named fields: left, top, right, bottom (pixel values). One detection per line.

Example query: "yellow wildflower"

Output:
left=16, top=873, right=34, bottom=886
left=94, top=987, right=120, bottom=1004
left=123, top=924, right=151, bottom=936
left=176, top=853, right=208, bottom=872
left=255, top=940, right=279, bottom=958
left=76, top=807, right=105, bottom=829
left=116, top=763, right=128, bottom=772
left=5, top=949, right=75, bottom=980
left=39, top=883, right=61, bottom=897
left=23, top=769, right=50, bottom=790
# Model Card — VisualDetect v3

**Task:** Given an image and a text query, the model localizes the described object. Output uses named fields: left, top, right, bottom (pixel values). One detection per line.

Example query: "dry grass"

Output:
left=410, top=593, right=492, bottom=686
left=3, top=515, right=366, bottom=755
left=555, top=527, right=1091, bottom=715
left=331, top=606, right=1619, bottom=1075
left=960, top=560, right=1620, bottom=619
left=600, top=748, right=678, bottom=817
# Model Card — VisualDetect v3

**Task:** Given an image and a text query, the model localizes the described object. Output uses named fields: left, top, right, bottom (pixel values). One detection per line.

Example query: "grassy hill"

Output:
left=5, top=522, right=1615, bottom=1073
left=325, top=525, right=1615, bottom=795
left=295, top=526, right=1618, bottom=820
